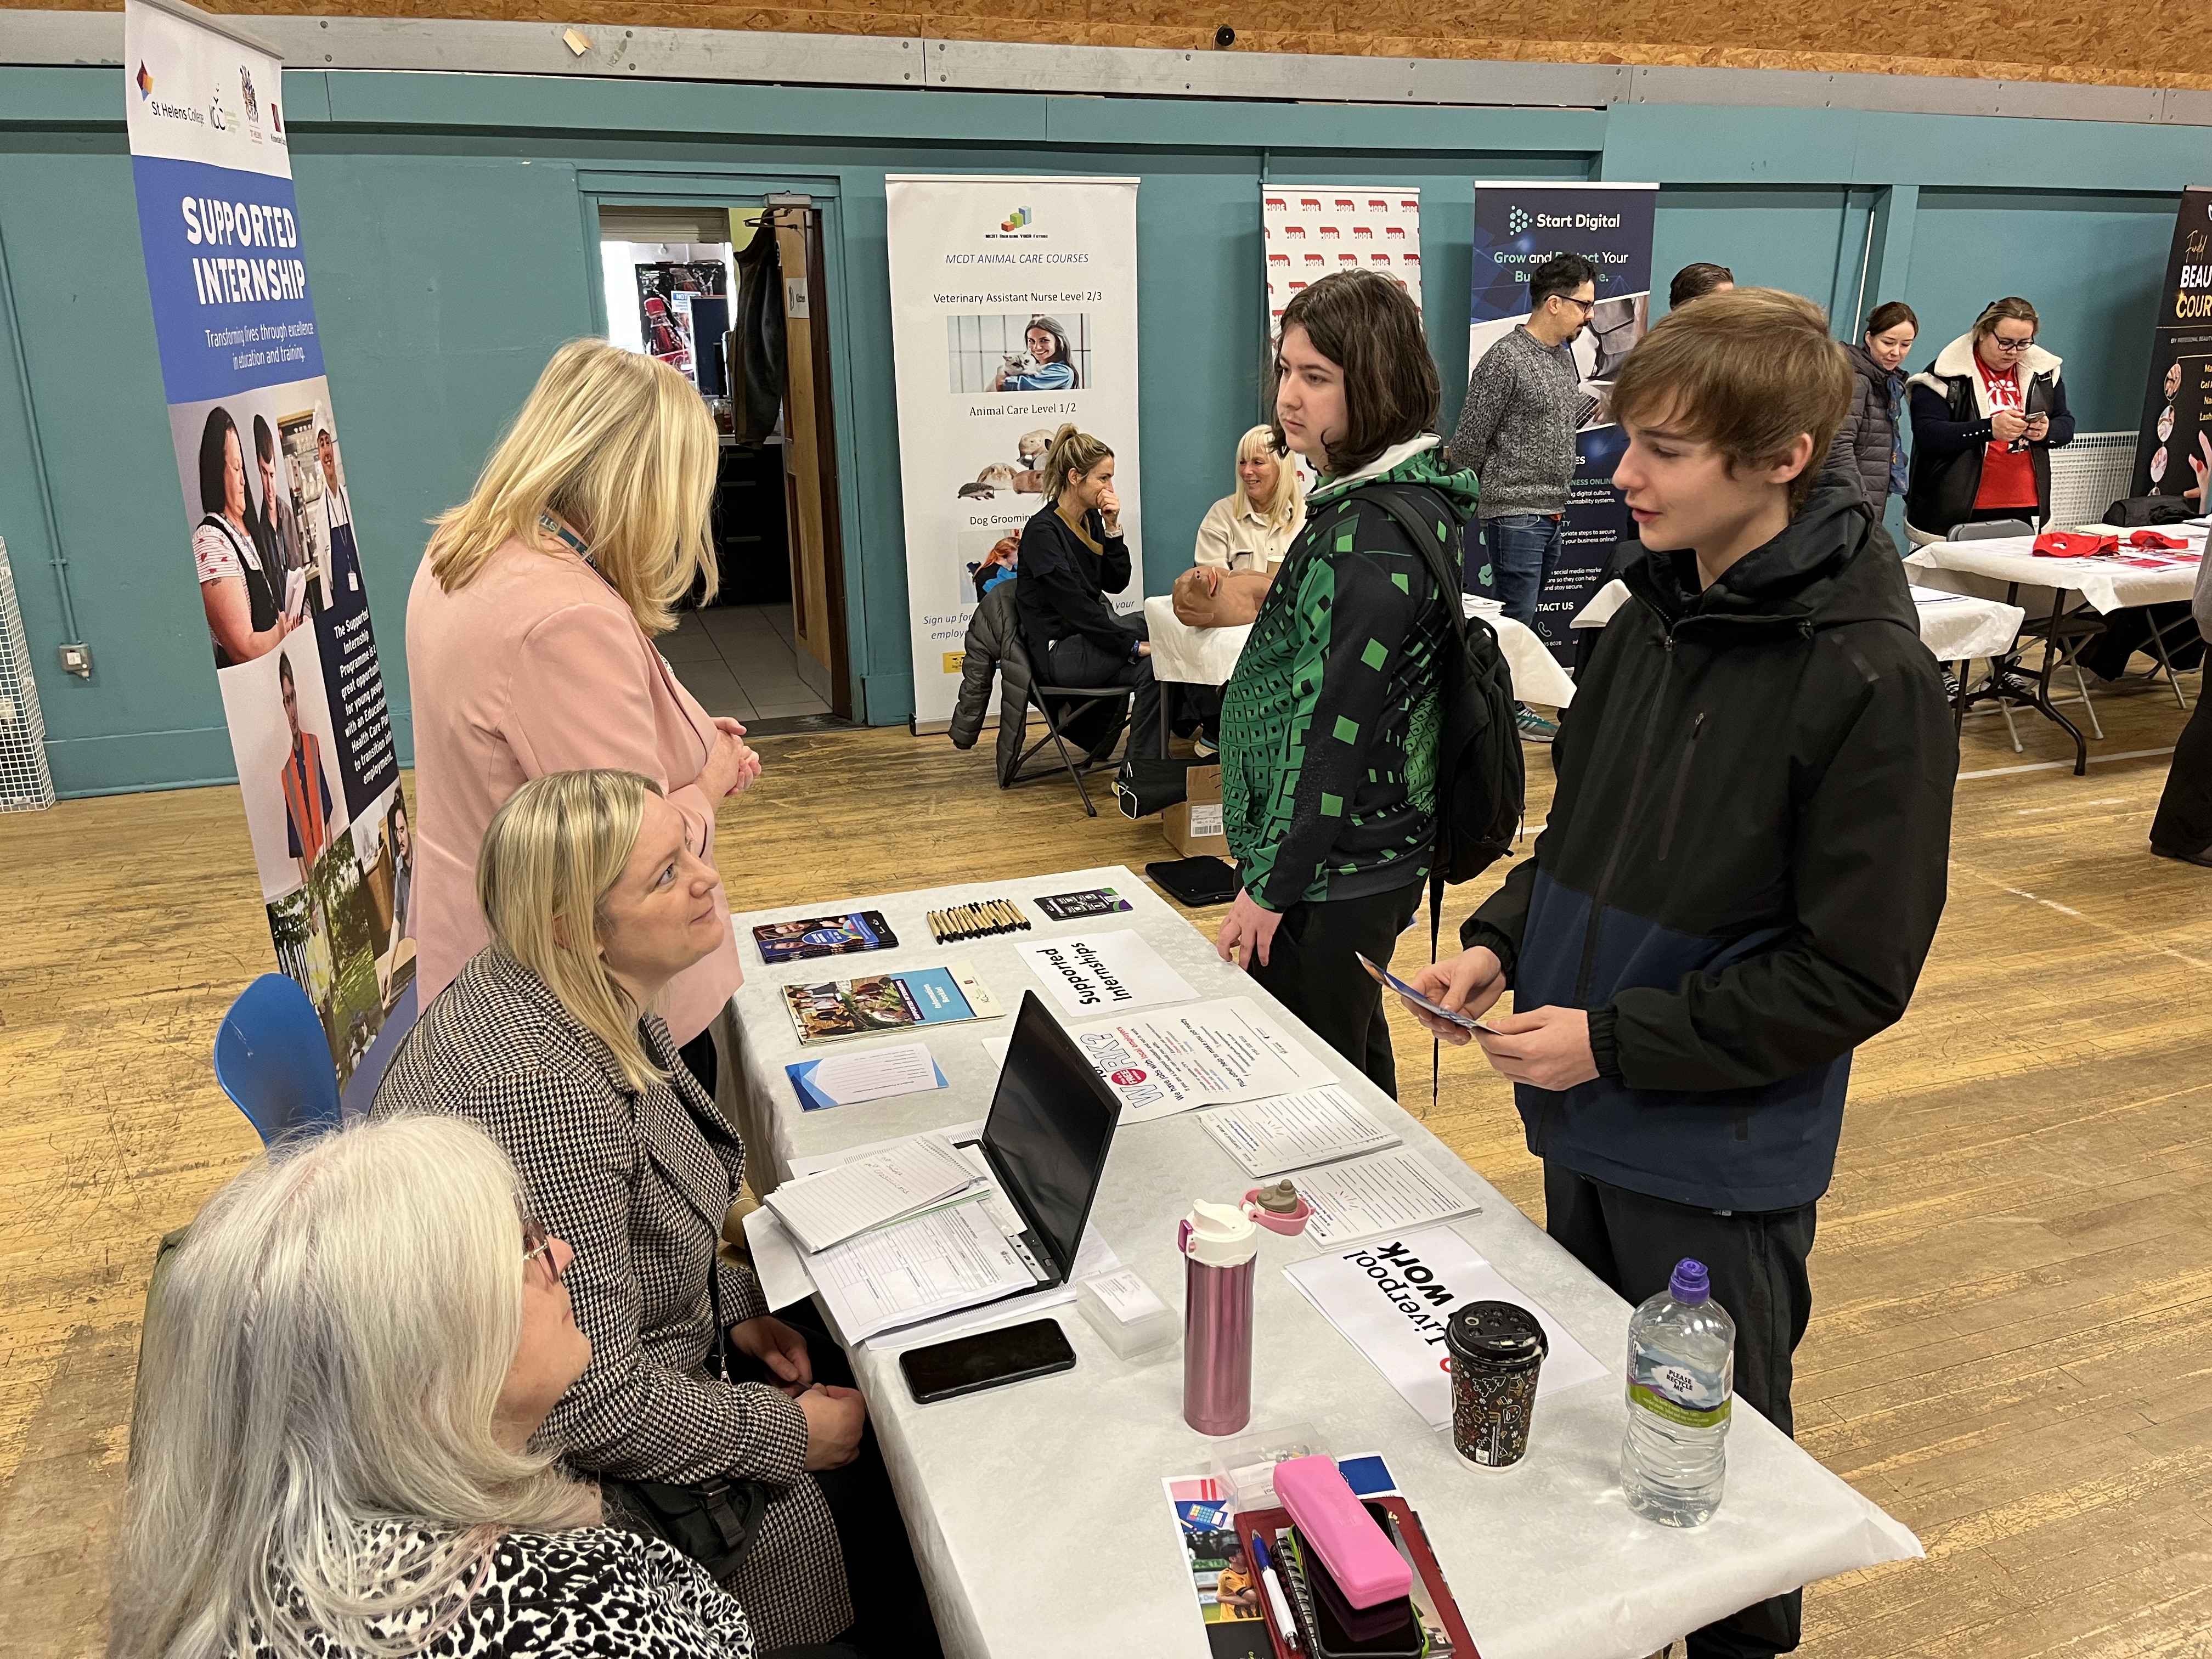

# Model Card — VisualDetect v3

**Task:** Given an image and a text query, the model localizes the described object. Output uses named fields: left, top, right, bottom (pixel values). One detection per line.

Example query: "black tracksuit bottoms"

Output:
left=1248, top=878, right=1425, bottom=1096
left=1543, top=1164, right=1820, bottom=1659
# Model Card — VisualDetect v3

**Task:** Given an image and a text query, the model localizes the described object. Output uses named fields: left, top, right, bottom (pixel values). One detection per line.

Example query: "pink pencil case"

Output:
left=1273, top=1455, right=1411, bottom=1609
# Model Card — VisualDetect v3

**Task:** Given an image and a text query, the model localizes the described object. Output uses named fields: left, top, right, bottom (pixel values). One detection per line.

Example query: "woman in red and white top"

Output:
left=1903, top=296, right=2075, bottom=543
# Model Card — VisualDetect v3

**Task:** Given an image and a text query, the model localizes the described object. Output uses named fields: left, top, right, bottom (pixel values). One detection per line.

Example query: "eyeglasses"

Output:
left=1554, top=295, right=1597, bottom=316
left=521, top=1213, right=563, bottom=1283
left=1989, top=335, right=2036, bottom=354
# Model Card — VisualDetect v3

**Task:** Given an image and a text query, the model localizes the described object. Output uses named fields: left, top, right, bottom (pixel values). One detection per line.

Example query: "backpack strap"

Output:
left=1345, top=481, right=1466, bottom=1112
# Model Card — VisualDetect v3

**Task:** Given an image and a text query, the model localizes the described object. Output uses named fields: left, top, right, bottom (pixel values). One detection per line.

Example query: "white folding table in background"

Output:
left=1905, top=535, right=2200, bottom=773
left=1143, top=592, right=1579, bottom=719
left=725, top=865, right=1919, bottom=1659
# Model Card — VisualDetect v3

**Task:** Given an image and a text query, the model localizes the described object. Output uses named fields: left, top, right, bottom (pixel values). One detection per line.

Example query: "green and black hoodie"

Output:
left=1218, top=436, right=1478, bottom=912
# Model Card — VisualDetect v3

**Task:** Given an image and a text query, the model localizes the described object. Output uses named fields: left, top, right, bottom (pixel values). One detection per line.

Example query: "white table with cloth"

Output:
left=1143, top=592, right=1580, bottom=709
left=1905, top=534, right=2201, bottom=771
left=723, top=865, right=1919, bottom=1659
left=1572, top=577, right=2028, bottom=664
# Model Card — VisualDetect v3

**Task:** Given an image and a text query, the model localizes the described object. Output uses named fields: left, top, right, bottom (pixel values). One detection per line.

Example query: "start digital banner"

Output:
left=1468, top=181, right=1657, bottom=664
left=2130, top=185, right=2212, bottom=504
left=126, top=0, right=415, bottom=1111
left=885, top=176, right=1143, bottom=729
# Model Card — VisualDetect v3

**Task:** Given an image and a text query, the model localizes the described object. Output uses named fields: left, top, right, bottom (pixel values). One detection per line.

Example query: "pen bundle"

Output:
left=926, top=899, right=1031, bottom=945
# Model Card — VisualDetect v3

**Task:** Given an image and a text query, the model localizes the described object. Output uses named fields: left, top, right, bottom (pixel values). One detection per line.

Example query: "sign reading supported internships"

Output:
left=2131, top=185, right=2212, bottom=504
left=1468, top=182, right=1657, bottom=666
left=125, top=0, right=415, bottom=1111
left=885, top=176, right=1143, bottom=728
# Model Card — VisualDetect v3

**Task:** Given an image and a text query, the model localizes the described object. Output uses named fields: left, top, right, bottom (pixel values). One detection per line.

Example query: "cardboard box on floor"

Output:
left=1162, top=764, right=1229, bottom=857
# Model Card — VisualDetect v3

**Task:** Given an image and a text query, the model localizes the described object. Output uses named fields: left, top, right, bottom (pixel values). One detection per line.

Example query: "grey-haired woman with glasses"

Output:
left=1904, top=295, right=2075, bottom=542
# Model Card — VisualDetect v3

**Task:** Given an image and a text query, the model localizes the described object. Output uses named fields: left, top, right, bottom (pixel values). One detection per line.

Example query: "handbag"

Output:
left=597, top=1086, right=773, bottom=1580
left=1114, top=754, right=1197, bottom=820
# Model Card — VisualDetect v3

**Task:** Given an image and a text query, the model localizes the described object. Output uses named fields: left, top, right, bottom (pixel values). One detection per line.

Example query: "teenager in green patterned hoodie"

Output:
left=1215, top=270, right=1482, bottom=1091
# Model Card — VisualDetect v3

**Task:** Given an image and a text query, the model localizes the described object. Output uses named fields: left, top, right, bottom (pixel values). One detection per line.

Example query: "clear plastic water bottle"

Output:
left=1620, top=1258, right=1735, bottom=1527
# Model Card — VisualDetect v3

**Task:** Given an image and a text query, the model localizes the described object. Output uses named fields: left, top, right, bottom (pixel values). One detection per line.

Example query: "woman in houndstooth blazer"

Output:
left=372, top=772, right=867, bottom=1651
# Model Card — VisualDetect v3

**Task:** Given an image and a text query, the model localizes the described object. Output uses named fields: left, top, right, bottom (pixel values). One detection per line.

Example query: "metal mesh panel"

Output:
left=2047, top=432, right=2142, bottom=529
left=0, top=537, right=56, bottom=812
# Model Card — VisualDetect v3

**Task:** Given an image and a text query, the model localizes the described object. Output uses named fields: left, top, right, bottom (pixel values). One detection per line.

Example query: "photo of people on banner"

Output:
left=1465, top=181, right=1658, bottom=664
left=126, top=0, right=414, bottom=1102
left=2133, top=185, right=2212, bottom=506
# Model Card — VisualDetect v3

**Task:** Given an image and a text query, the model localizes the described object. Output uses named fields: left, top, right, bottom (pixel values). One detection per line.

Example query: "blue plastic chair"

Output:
left=213, top=974, right=342, bottom=1144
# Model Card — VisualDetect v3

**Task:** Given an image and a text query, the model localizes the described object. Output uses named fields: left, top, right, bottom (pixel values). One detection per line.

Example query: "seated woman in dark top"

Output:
left=1014, top=423, right=1163, bottom=758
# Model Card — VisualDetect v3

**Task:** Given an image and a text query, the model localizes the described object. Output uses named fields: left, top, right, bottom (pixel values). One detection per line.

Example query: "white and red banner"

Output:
left=1263, top=184, right=1424, bottom=331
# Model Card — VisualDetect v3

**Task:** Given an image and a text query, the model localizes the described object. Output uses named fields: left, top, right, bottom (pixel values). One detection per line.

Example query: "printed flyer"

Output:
left=125, top=0, right=414, bottom=1108
left=885, top=176, right=1143, bottom=726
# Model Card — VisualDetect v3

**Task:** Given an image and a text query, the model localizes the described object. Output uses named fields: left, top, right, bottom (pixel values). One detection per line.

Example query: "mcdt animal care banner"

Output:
left=885, top=176, right=1143, bottom=729
left=1468, top=182, right=1657, bottom=665
left=126, top=0, right=415, bottom=1110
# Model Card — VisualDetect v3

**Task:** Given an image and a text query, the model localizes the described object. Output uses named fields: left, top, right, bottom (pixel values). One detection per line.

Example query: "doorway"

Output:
left=595, top=198, right=853, bottom=730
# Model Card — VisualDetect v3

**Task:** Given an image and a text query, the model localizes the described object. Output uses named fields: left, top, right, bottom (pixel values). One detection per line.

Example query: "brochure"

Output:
left=753, top=910, right=899, bottom=964
left=780, top=961, right=1004, bottom=1045
left=1034, top=886, right=1136, bottom=922
left=786, top=1042, right=947, bottom=1111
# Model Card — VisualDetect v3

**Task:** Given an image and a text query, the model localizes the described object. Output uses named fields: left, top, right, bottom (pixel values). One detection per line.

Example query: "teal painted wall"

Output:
left=0, top=64, right=2197, bottom=793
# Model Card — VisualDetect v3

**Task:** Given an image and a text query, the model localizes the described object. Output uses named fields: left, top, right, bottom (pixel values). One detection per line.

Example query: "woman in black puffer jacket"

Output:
left=1833, top=301, right=1917, bottom=527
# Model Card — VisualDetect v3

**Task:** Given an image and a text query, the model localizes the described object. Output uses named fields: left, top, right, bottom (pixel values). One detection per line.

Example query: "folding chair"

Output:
left=1002, top=674, right=1135, bottom=816
left=1946, top=517, right=2106, bottom=752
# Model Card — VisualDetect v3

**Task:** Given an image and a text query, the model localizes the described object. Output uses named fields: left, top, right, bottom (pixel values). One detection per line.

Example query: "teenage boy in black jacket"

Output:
left=1406, top=289, right=1956, bottom=1659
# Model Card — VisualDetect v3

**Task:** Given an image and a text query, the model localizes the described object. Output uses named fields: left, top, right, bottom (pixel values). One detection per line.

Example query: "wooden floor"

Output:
left=3, top=673, right=2208, bottom=1656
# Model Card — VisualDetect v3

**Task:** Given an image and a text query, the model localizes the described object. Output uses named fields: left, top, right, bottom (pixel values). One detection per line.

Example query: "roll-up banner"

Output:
left=886, top=176, right=1143, bottom=730
left=2131, top=185, right=2212, bottom=504
left=1265, top=184, right=1422, bottom=492
left=1468, top=181, right=1657, bottom=665
left=126, top=0, right=415, bottom=1110
left=1263, top=184, right=1423, bottom=328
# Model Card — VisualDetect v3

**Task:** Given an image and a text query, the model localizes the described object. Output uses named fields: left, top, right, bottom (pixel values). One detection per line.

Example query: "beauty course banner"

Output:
left=2131, top=185, right=2212, bottom=505
left=886, top=176, right=1143, bottom=729
left=126, top=0, right=415, bottom=1112
left=1468, top=181, right=1657, bottom=665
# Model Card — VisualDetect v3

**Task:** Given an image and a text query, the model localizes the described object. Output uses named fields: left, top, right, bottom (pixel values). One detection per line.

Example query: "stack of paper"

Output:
left=1199, top=1086, right=1401, bottom=1177
left=1293, top=1149, right=1482, bottom=1246
left=743, top=1121, right=1121, bottom=1347
left=761, top=1133, right=979, bottom=1253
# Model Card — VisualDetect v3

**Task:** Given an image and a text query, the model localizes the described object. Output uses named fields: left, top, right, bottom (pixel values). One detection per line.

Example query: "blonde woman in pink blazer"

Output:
left=407, top=340, right=760, bottom=1076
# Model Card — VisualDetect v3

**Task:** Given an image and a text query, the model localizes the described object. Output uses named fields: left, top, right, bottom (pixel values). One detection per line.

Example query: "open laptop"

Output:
left=952, top=990, right=1122, bottom=1290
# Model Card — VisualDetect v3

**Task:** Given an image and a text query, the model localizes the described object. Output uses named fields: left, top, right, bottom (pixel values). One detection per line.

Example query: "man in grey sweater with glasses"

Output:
left=1451, top=251, right=1595, bottom=742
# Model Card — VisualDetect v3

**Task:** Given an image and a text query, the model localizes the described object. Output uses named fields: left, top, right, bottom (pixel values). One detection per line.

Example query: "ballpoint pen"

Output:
left=1251, top=1532, right=1299, bottom=1649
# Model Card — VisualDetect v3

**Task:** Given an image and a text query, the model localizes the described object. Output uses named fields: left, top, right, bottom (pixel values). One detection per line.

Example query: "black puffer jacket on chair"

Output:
left=949, top=580, right=1037, bottom=785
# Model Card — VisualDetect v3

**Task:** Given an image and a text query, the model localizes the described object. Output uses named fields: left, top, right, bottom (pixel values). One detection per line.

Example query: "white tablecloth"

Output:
left=1573, top=579, right=2029, bottom=663
left=1142, top=592, right=1579, bottom=708
left=725, top=866, right=1920, bottom=1659
left=1903, top=535, right=2203, bottom=614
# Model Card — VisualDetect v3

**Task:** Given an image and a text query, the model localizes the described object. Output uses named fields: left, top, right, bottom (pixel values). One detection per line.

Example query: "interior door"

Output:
left=764, top=200, right=851, bottom=719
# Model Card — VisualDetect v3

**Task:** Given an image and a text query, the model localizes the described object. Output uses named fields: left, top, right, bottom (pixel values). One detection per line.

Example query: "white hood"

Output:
left=1908, top=332, right=2062, bottom=417
left=1311, top=433, right=1440, bottom=499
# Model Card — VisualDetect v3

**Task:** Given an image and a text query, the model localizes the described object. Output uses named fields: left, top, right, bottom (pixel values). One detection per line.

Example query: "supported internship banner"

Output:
left=886, top=176, right=1143, bottom=728
left=126, top=0, right=415, bottom=1111
left=1469, top=181, right=1657, bottom=665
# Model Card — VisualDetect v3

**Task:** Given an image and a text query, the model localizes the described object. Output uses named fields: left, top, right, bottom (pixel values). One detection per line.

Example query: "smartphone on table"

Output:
left=898, top=1317, right=1076, bottom=1404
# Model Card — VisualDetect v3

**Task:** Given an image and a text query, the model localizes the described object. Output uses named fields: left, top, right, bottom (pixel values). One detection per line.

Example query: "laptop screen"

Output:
left=982, top=991, right=1121, bottom=1283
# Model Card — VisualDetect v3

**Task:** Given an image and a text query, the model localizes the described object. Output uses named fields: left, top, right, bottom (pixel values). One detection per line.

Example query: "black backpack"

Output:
left=1357, top=482, right=1527, bottom=918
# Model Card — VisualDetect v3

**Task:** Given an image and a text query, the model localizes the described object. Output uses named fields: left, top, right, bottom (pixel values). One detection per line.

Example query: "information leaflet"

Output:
left=125, top=0, right=415, bottom=1110
left=885, top=176, right=1144, bottom=727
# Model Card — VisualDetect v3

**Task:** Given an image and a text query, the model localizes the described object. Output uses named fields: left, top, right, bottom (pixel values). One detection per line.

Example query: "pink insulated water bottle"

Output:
left=1181, top=1199, right=1259, bottom=1436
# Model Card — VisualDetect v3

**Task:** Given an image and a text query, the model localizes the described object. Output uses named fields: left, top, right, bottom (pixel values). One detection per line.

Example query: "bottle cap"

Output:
left=1669, top=1258, right=1711, bottom=1305
left=1254, top=1180, right=1301, bottom=1214
left=1443, top=1300, right=1548, bottom=1372
left=1182, top=1199, right=1259, bottom=1267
